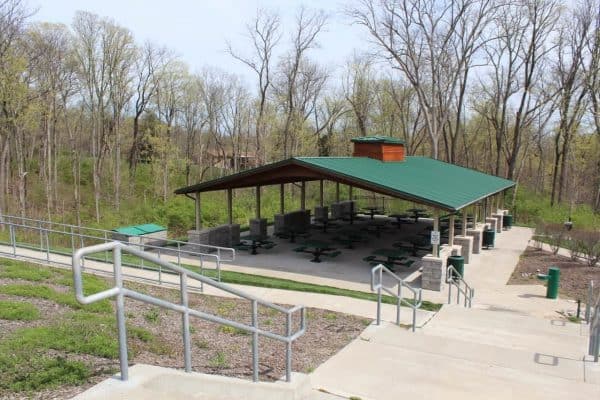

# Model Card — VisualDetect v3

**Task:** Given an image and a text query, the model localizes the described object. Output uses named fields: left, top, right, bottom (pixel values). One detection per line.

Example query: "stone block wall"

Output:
left=331, top=200, right=355, bottom=219
left=421, top=256, right=445, bottom=291
left=485, top=217, right=497, bottom=233
left=467, top=226, right=483, bottom=254
left=188, top=224, right=238, bottom=247
left=492, top=213, right=503, bottom=233
left=314, top=206, right=328, bottom=220
left=250, top=218, right=268, bottom=239
left=453, top=235, right=473, bottom=264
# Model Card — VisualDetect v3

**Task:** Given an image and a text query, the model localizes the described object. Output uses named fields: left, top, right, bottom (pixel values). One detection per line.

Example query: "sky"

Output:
left=32, top=0, right=367, bottom=83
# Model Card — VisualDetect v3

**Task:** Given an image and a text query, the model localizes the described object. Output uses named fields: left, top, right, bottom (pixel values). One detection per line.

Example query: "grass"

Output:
left=208, top=351, right=229, bottom=368
left=0, top=300, right=40, bottom=321
left=219, top=325, right=250, bottom=336
left=0, top=283, right=111, bottom=313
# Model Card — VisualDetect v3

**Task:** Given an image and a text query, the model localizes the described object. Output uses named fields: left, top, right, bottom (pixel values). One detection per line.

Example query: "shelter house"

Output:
left=175, top=136, right=514, bottom=291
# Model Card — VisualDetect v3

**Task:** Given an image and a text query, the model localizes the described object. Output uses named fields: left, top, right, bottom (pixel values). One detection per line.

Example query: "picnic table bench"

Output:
left=362, top=248, right=415, bottom=270
left=361, top=206, right=384, bottom=220
left=293, top=239, right=340, bottom=263
left=394, top=239, right=432, bottom=257
left=311, top=217, right=339, bottom=233
left=332, top=230, right=367, bottom=249
left=274, top=227, right=310, bottom=243
left=235, top=235, right=276, bottom=255
left=365, top=219, right=390, bottom=238
left=388, top=213, right=412, bottom=228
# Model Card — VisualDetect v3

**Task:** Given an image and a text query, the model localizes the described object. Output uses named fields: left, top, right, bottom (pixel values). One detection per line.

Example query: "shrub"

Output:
left=575, top=230, right=600, bottom=267
left=0, top=301, right=40, bottom=321
left=543, top=223, right=566, bottom=255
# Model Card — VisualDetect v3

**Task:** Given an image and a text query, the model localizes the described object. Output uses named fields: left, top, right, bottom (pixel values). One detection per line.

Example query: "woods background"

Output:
left=0, top=0, right=599, bottom=233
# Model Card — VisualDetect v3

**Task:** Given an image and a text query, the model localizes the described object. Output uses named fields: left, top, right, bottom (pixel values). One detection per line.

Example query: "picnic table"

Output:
left=237, top=235, right=276, bottom=255
left=294, top=239, right=340, bottom=263
left=311, top=217, right=338, bottom=233
left=407, top=208, right=429, bottom=223
left=394, top=239, right=432, bottom=256
left=333, top=230, right=366, bottom=249
left=361, top=206, right=384, bottom=220
left=275, top=227, right=310, bottom=243
left=363, top=248, right=414, bottom=269
left=366, top=219, right=389, bottom=238
left=388, top=213, right=411, bottom=228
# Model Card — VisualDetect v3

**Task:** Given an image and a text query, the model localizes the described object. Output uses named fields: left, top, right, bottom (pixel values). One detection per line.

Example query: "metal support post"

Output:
left=255, top=186, right=261, bottom=219
left=195, top=192, right=202, bottom=231
left=252, top=300, right=259, bottom=382
left=300, top=182, right=306, bottom=211
left=227, top=189, right=233, bottom=225
left=113, top=246, right=129, bottom=381
left=319, top=180, right=324, bottom=207
left=180, top=274, right=192, bottom=372
left=280, top=183, right=285, bottom=214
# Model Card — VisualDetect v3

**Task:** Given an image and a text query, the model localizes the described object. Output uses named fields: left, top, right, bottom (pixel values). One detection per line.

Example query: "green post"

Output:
left=537, top=267, right=560, bottom=299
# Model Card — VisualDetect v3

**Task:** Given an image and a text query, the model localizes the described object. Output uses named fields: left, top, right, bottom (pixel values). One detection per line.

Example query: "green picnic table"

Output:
left=237, top=235, right=276, bottom=255
left=333, top=230, right=366, bottom=249
left=294, top=239, right=340, bottom=263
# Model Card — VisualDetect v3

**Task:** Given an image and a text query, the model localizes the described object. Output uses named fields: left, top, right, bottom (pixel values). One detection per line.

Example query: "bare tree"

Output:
left=179, top=73, right=207, bottom=185
left=550, top=1, right=592, bottom=205
left=350, top=0, right=495, bottom=159
left=277, top=7, right=327, bottom=158
left=343, top=55, right=375, bottom=137
left=228, top=9, right=280, bottom=165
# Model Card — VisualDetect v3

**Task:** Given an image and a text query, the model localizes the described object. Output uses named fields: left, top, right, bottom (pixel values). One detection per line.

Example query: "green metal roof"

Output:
left=294, top=156, right=514, bottom=210
left=174, top=156, right=515, bottom=211
left=113, top=223, right=166, bottom=236
left=351, top=136, right=405, bottom=145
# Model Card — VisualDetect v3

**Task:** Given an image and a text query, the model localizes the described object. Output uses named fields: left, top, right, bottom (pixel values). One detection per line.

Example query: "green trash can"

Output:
left=483, top=229, right=495, bottom=249
left=447, top=255, right=465, bottom=281
left=502, top=214, right=513, bottom=230
left=537, top=267, right=560, bottom=299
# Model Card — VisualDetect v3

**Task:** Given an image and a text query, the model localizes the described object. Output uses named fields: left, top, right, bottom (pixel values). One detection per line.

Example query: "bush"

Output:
left=543, top=223, right=566, bottom=255
left=573, top=230, right=600, bottom=267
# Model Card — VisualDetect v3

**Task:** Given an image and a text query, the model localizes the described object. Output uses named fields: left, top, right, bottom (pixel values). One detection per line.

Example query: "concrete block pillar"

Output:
left=466, top=227, right=483, bottom=254
left=249, top=218, right=267, bottom=239
left=314, top=206, right=328, bottom=221
left=421, top=256, right=446, bottom=291
left=485, top=217, right=497, bottom=233
left=274, top=214, right=285, bottom=235
left=453, top=235, right=473, bottom=264
left=492, top=213, right=503, bottom=233
left=331, top=202, right=344, bottom=219
left=229, top=224, right=240, bottom=246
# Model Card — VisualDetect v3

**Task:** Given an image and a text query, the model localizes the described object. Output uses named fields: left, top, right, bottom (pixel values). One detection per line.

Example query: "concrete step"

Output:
left=72, top=364, right=313, bottom=400
left=423, top=304, right=588, bottom=358
left=311, top=322, right=600, bottom=400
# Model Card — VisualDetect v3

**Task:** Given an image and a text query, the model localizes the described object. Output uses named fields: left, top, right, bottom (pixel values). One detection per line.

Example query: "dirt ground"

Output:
left=508, top=246, right=600, bottom=303
left=0, top=278, right=369, bottom=400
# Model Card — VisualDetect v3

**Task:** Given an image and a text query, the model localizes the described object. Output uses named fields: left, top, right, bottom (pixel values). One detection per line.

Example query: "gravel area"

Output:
left=508, top=246, right=600, bottom=303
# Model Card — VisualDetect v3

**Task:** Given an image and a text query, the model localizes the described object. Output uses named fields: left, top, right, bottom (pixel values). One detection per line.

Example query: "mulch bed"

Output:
left=508, top=246, right=600, bottom=303
left=1, top=278, right=370, bottom=399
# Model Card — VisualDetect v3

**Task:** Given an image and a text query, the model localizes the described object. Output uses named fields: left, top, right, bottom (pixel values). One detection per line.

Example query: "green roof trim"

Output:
left=351, top=136, right=405, bottom=145
left=293, top=156, right=514, bottom=210
left=113, top=223, right=166, bottom=236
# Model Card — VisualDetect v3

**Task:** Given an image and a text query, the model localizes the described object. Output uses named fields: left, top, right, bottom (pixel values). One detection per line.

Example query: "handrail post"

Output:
left=252, top=299, right=259, bottom=382
left=412, top=291, right=417, bottom=332
left=10, top=224, right=16, bottom=256
left=44, top=229, right=50, bottom=262
left=180, top=274, right=192, bottom=373
left=104, top=232, right=108, bottom=262
left=286, top=312, right=292, bottom=382
left=376, top=267, right=382, bottom=326
left=113, top=245, right=129, bottom=381
left=396, top=283, right=402, bottom=325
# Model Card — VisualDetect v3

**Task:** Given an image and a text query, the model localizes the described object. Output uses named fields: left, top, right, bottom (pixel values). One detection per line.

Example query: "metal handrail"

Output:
left=0, top=219, right=233, bottom=283
left=446, top=265, right=474, bottom=308
left=370, top=263, right=423, bottom=332
left=588, top=280, right=600, bottom=362
left=0, top=214, right=235, bottom=262
left=72, top=241, right=306, bottom=382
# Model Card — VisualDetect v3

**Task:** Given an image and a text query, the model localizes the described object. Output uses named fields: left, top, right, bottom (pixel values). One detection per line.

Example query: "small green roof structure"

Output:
left=113, top=223, right=166, bottom=236
left=350, top=135, right=406, bottom=145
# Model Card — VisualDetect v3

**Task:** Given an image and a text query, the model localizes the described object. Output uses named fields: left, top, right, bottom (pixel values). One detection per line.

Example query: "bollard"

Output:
left=537, top=267, right=560, bottom=299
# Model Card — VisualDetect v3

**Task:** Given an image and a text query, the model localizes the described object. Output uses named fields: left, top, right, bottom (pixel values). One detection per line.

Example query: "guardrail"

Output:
left=446, top=265, right=474, bottom=307
left=0, top=218, right=234, bottom=285
left=0, top=214, right=235, bottom=262
left=588, top=280, right=600, bottom=362
left=370, top=263, right=423, bottom=332
left=72, top=241, right=306, bottom=382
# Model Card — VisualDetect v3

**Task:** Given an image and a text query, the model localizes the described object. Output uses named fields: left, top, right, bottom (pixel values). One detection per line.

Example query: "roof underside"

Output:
left=175, top=156, right=515, bottom=211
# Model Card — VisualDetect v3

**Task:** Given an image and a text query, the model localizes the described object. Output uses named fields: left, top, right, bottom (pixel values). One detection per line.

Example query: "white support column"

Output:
left=194, top=192, right=202, bottom=230
left=433, top=209, right=440, bottom=257
left=227, top=189, right=233, bottom=225
left=300, top=181, right=306, bottom=210
left=448, top=214, right=455, bottom=246
left=462, top=208, right=467, bottom=236
left=255, top=186, right=261, bottom=219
